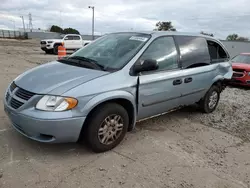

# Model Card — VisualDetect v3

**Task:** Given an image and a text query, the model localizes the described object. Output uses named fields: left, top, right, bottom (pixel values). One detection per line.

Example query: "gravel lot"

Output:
left=0, top=39, right=250, bottom=188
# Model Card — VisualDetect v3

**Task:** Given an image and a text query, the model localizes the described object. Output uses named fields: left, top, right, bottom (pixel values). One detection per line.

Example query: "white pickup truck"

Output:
left=40, top=34, right=91, bottom=54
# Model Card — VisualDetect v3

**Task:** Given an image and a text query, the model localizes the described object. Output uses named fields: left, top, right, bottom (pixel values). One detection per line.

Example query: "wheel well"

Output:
left=81, top=99, right=135, bottom=138
left=54, top=43, right=62, bottom=47
left=212, top=80, right=223, bottom=92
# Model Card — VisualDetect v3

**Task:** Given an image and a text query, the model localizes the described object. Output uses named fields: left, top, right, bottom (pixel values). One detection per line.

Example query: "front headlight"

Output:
left=36, top=95, right=78, bottom=111
left=47, top=41, right=53, bottom=43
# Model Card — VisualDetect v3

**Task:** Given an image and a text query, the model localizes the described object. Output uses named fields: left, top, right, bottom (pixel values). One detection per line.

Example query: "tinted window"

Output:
left=73, top=36, right=81, bottom=40
left=140, top=37, right=178, bottom=72
left=207, top=40, right=229, bottom=63
left=231, top=54, right=250, bottom=64
left=175, top=36, right=210, bottom=69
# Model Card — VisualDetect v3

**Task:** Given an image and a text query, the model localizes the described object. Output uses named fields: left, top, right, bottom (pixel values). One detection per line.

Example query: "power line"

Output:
left=3, top=10, right=250, bottom=21
left=2, top=11, right=250, bottom=35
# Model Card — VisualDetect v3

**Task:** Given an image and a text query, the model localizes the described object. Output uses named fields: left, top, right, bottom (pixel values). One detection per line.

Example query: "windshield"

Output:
left=69, top=33, right=150, bottom=70
left=231, top=54, right=250, bottom=64
left=54, top=35, right=65, bottom=39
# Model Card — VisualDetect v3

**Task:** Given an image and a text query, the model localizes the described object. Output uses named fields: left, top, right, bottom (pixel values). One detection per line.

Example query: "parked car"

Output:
left=4, top=32, right=232, bottom=152
left=230, top=53, right=250, bottom=86
left=40, top=34, right=90, bottom=55
left=83, top=40, right=92, bottom=46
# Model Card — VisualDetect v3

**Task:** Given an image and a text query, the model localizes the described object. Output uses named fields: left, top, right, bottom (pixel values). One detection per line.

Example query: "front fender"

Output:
left=80, top=90, right=136, bottom=117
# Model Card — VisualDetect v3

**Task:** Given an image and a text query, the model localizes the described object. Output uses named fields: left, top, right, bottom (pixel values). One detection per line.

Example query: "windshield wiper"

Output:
left=67, top=56, right=106, bottom=70
left=68, top=56, right=97, bottom=63
left=57, top=58, right=96, bottom=69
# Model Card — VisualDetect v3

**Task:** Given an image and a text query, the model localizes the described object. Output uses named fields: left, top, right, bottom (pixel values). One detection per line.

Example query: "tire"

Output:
left=199, top=85, right=220, bottom=113
left=53, top=45, right=59, bottom=55
left=45, top=50, right=50, bottom=54
left=49, top=49, right=54, bottom=54
left=85, top=103, right=129, bottom=153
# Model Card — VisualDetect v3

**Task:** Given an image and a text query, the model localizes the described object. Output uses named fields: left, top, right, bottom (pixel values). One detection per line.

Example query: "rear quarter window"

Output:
left=73, top=36, right=81, bottom=40
left=207, top=40, right=229, bottom=63
left=175, top=36, right=211, bottom=69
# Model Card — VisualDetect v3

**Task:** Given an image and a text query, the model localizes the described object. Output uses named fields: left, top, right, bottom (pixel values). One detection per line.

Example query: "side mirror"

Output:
left=64, top=37, right=69, bottom=40
left=134, top=59, right=158, bottom=73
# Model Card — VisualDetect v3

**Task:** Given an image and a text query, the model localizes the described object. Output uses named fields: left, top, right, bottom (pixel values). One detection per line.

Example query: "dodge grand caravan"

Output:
left=4, top=32, right=233, bottom=152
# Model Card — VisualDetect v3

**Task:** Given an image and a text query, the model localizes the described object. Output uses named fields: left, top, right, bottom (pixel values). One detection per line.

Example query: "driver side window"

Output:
left=140, top=36, right=178, bottom=73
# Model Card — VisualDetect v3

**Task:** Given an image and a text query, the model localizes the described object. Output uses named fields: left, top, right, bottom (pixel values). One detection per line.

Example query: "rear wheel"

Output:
left=199, top=85, right=220, bottom=113
left=85, top=103, right=129, bottom=153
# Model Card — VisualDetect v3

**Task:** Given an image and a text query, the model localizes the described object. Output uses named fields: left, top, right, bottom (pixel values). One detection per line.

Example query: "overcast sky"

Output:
left=1, top=0, right=250, bottom=39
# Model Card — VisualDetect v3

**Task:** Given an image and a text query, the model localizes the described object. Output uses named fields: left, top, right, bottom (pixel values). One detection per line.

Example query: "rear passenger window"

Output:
left=175, top=36, right=210, bottom=69
left=140, top=36, right=178, bottom=73
left=73, top=36, right=81, bottom=40
left=207, top=40, right=229, bottom=63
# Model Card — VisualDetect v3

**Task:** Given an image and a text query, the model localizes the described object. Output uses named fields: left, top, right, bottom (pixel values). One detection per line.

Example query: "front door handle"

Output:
left=173, top=79, right=182, bottom=85
left=184, top=77, right=192, bottom=83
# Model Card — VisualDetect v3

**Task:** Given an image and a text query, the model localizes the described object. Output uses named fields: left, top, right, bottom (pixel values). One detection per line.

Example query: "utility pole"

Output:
left=28, top=13, right=33, bottom=32
left=88, top=6, right=95, bottom=40
left=20, top=16, right=26, bottom=32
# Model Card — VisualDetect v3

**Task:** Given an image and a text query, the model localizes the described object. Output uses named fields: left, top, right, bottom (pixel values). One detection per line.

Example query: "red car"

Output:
left=230, top=53, right=250, bottom=86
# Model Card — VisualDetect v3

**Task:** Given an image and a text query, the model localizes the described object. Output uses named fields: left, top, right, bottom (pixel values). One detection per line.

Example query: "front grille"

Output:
left=9, top=82, right=16, bottom=92
left=233, top=72, right=244, bottom=78
left=233, top=69, right=245, bottom=72
left=10, top=97, right=24, bottom=109
left=5, top=82, right=36, bottom=110
left=5, top=92, right=10, bottom=101
left=15, top=88, right=35, bottom=101
left=40, top=41, right=46, bottom=44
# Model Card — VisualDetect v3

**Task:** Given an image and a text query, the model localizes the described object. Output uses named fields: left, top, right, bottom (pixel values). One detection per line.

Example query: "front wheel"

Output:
left=85, top=103, right=129, bottom=153
left=53, top=45, right=59, bottom=55
left=199, top=85, right=220, bottom=113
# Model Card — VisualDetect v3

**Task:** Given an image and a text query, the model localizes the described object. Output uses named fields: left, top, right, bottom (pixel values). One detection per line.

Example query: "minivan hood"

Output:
left=14, top=61, right=109, bottom=95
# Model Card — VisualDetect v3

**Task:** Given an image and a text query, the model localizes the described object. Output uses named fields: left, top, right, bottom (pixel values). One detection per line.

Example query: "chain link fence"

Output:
left=0, top=30, right=28, bottom=39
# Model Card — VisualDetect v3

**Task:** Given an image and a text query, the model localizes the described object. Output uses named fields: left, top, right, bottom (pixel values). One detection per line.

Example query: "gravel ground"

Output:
left=0, top=38, right=250, bottom=188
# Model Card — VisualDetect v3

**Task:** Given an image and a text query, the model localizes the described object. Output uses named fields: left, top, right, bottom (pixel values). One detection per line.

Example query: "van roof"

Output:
left=111, top=31, right=215, bottom=39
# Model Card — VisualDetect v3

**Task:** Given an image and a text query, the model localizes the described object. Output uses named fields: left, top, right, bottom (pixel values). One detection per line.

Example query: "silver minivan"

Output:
left=4, top=32, right=233, bottom=152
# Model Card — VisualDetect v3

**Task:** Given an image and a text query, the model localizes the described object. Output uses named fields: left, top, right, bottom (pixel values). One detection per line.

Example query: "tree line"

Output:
left=154, top=21, right=249, bottom=41
left=50, top=25, right=80, bottom=34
